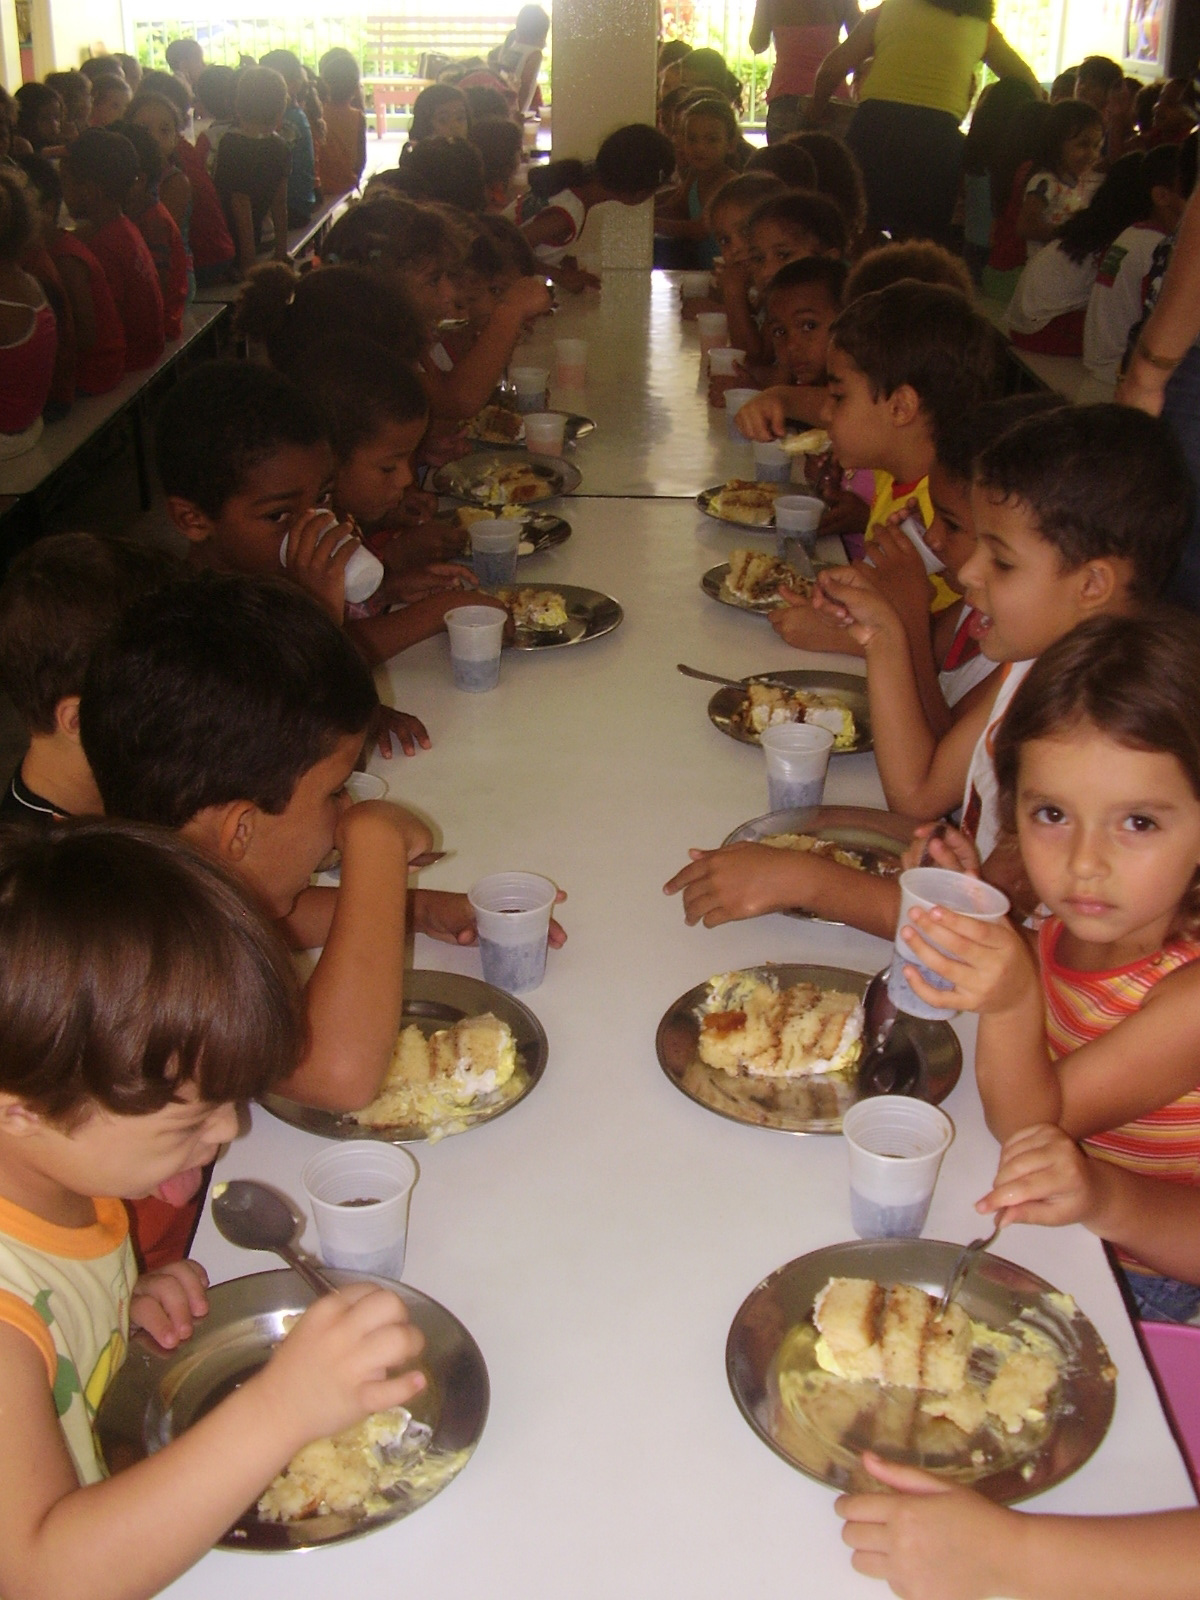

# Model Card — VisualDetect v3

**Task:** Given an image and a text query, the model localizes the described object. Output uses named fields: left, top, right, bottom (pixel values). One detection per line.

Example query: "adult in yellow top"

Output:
left=808, top=0, right=1039, bottom=244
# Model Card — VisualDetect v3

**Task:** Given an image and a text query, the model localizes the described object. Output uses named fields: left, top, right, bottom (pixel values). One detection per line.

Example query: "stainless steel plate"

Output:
left=726, top=1238, right=1116, bottom=1502
left=431, top=450, right=582, bottom=504
left=701, top=562, right=819, bottom=613
left=707, top=669, right=872, bottom=754
left=97, top=1268, right=489, bottom=1550
left=696, top=482, right=787, bottom=530
left=517, top=512, right=572, bottom=557
left=464, top=410, right=595, bottom=449
left=260, top=970, right=548, bottom=1142
left=721, top=805, right=913, bottom=924
left=656, top=963, right=960, bottom=1134
left=503, top=583, right=623, bottom=650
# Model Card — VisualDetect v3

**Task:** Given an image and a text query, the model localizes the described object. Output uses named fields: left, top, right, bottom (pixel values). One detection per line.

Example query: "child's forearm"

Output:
left=901, top=608, right=954, bottom=740
left=800, top=858, right=902, bottom=939
left=1082, top=1159, right=1200, bottom=1281
left=280, top=884, right=337, bottom=950
left=423, top=303, right=527, bottom=420
left=345, top=596, right=457, bottom=666
left=230, top=193, right=256, bottom=272
left=997, top=1509, right=1200, bottom=1600
left=863, top=625, right=945, bottom=815
left=975, top=997, right=1060, bottom=1142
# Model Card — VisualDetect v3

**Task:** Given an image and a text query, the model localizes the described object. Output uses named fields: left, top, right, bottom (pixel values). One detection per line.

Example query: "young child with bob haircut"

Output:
left=0, top=819, right=424, bottom=1600
left=213, top=66, right=291, bottom=274
left=0, top=531, right=178, bottom=822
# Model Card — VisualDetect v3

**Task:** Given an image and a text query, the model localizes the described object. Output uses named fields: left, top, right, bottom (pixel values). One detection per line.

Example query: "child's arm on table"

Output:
left=274, top=801, right=431, bottom=1110
left=420, top=276, right=553, bottom=419
left=852, top=521, right=954, bottom=739
left=769, top=586, right=866, bottom=657
left=0, top=1283, right=423, bottom=1600
left=735, top=385, right=829, bottom=439
left=411, top=886, right=568, bottom=948
left=663, top=842, right=901, bottom=938
left=345, top=590, right=506, bottom=669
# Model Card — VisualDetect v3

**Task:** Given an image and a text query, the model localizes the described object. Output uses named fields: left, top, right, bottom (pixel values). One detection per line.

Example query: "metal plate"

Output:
left=707, top=669, right=872, bottom=754
left=722, top=804, right=913, bottom=924
left=726, top=1238, right=1116, bottom=1502
left=260, top=970, right=548, bottom=1143
left=503, top=583, right=623, bottom=650
left=431, top=450, right=582, bottom=504
left=464, top=409, right=596, bottom=449
left=656, top=963, right=960, bottom=1134
left=696, top=482, right=787, bottom=530
left=701, top=562, right=819, bottom=613
left=97, top=1268, right=489, bottom=1550
left=517, top=512, right=572, bottom=557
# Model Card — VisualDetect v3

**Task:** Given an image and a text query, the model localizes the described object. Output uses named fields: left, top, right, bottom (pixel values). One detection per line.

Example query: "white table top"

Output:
left=168, top=490, right=1194, bottom=1600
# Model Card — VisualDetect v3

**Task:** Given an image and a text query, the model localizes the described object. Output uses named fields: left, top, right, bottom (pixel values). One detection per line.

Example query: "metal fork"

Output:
left=936, top=1215, right=1005, bottom=1319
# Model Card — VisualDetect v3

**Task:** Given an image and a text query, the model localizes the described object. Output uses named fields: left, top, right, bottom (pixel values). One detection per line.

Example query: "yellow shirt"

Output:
left=859, top=0, right=990, bottom=122
left=0, top=1194, right=136, bottom=1484
left=869, top=470, right=957, bottom=612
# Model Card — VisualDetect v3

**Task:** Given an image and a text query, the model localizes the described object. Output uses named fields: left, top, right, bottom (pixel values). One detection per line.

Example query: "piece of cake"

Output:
left=985, top=1351, right=1059, bottom=1434
left=776, top=985, right=864, bottom=1079
left=813, top=1277, right=885, bottom=1381
left=712, top=479, right=782, bottom=525
left=814, top=1278, right=972, bottom=1393
left=724, top=548, right=810, bottom=605
left=429, top=1012, right=517, bottom=1105
left=499, top=588, right=569, bottom=630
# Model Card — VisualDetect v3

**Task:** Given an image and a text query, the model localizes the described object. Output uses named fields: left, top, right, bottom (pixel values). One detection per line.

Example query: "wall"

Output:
left=27, top=0, right=124, bottom=76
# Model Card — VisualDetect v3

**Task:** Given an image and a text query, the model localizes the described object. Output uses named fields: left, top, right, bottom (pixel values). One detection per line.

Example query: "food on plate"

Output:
left=455, top=505, right=530, bottom=530
left=465, top=403, right=524, bottom=445
left=805, top=1275, right=1061, bottom=1437
left=468, top=462, right=554, bottom=507
left=780, top=427, right=832, bottom=457
left=758, top=832, right=901, bottom=877
left=723, top=547, right=812, bottom=606
left=740, top=682, right=857, bottom=748
left=258, top=1407, right=431, bottom=1522
left=696, top=970, right=864, bottom=1081
left=710, top=479, right=785, bottom=525
left=496, top=587, right=569, bottom=631
left=351, top=1012, right=522, bottom=1136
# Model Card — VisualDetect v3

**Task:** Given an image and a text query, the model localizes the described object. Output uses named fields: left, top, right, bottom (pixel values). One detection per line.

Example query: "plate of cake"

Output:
left=721, top=805, right=912, bottom=922
left=464, top=403, right=595, bottom=449
left=702, top=548, right=816, bottom=612
left=705, top=669, right=871, bottom=752
left=726, top=1238, right=1116, bottom=1502
left=696, top=480, right=788, bottom=528
left=260, top=971, right=548, bottom=1143
left=97, top=1267, right=489, bottom=1549
left=655, top=963, right=960, bottom=1134
left=454, top=504, right=571, bottom=557
left=431, top=450, right=582, bottom=507
left=491, top=582, right=623, bottom=649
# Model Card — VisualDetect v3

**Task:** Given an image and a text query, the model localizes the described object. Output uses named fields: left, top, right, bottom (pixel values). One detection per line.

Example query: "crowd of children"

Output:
left=5, top=24, right=1200, bottom=1600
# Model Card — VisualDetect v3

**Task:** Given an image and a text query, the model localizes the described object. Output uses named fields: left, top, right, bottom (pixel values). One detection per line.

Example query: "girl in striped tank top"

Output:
left=899, top=613, right=1200, bottom=1321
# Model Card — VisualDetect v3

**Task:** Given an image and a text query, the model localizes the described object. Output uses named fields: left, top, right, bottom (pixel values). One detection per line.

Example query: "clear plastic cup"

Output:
left=888, top=867, right=1012, bottom=1020
left=524, top=411, right=568, bottom=457
left=761, top=722, right=834, bottom=811
left=468, top=871, right=557, bottom=992
left=554, top=338, right=587, bottom=388
left=842, top=1097, right=953, bottom=1239
left=470, top=520, right=521, bottom=587
left=774, top=494, right=825, bottom=536
left=509, top=364, right=550, bottom=413
left=280, top=521, right=384, bottom=605
left=697, top=311, right=729, bottom=364
left=344, top=771, right=388, bottom=803
left=446, top=604, right=505, bottom=693
left=301, top=1143, right=418, bottom=1280
left=708, top=346, right=746, bottom=377
left=754, top=441, right=791, bottom=483
left=896, top=512, right=946, bottom=576
left=724, top=387, right=761, bottom=439
left=679, top=270, right=713, bottom=300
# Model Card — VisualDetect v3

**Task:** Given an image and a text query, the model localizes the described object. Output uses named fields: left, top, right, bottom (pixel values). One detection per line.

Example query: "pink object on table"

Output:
left=1140, top=1321, right=1200, bottom=1494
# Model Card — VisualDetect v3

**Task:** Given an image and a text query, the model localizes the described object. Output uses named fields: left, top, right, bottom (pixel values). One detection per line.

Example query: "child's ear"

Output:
left=0, top=1094, right=45, bottom=1138
left=165, top=495, right=216, bottom=544
left=887, top=383, right=922, bottom=428
left=181, top=800, right=258, bottom=867
left=54, top=695, right=82, bottom=743
left=1076, top=558, right=1119, bottom=614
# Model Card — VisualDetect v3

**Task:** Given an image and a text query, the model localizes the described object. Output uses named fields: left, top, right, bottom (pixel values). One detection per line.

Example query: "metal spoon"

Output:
left=676, top=663, right=803, bottom=693
left=211, top=1179, right=334, bottom=1298
left=936, top=1214, right=1006, bottom=1319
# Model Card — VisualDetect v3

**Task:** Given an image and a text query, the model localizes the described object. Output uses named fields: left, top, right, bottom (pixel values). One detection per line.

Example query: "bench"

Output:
left=361, top=14, right=505, bottom=137
left=0, top=302, right=229, bottom=560
left=978, top=294, right=1117, bottom=405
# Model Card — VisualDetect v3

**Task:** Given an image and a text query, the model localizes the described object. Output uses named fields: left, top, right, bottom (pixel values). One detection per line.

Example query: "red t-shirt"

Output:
left=134, top=199, right=188, bottom=340
left=22, top=241, right=76, bottom=408
left=86, top=215, right=165, bottom=371
left=48, top=230, right=126, bottom=394
left=174, top=138, right=235, bottom=272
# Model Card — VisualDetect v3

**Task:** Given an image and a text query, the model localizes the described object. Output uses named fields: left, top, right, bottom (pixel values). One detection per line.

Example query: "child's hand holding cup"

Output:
left=888, top=867, right=1011, bottom=1019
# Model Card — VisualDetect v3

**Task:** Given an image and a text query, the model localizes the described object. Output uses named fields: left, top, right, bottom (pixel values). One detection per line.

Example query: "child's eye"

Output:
left=1031, top=804, right=1067, bottom=825
left=1122, top=813, right=1159, bottom=833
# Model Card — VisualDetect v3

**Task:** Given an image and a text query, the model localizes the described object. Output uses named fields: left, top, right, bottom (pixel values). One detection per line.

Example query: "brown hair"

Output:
left=322, top=192, right=464, bottom=275
left=0, top=166, right=35, bottom=262
left=845, top=239, right=974, bottom=302
left=994, top=611, right=1200, bottom=930
left=234, top=65, right=288, bottom=128
left=0, top=819, right=303, bottom=1121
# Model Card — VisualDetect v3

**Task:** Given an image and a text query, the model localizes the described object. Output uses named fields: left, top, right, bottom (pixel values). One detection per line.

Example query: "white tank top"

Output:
left=961, top=658, right=1033, bottom=862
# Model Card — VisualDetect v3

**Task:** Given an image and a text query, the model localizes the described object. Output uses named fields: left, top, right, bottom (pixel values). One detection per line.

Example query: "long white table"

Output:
left=167, top=490, right=1194, bottom=1600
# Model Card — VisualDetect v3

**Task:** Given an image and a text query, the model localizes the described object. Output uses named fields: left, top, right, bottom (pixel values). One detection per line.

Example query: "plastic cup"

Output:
left=888, top=867, right=1012, bottom=1020
left=280, top=521, right=384, bottom=605
left=554, top=338, right=587, bottom=388
left=754, top=441, right=791, bottom=483
left=896, top=512, right=946, bottom=576
left=761, top=721, right=834, bottom=811
left=344, top=771, right=388, bottom=803
left=468, top=871, right=557, bottom=993
left=724, top=387, right=761, bottom=439
left=524, top=411, right=568, bottom=457
left=301, top=1143, right=418, bottom=1280
left=697, top=311, right=729, bottom=365
left=679, top=270, right=713, bottom=300
left=446, top=603, right=505, bottom=693
left=774, top=494, right=825, bottom=536
left=469, top=520, right=521, bottom=587
left=708, top=346, right=746, bottom=377
left=509, top=364, right=550, bottom=413
left=842, top=1097, right=953, bottom=1239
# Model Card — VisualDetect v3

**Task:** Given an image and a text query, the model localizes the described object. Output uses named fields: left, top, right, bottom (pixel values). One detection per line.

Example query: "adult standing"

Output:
left=808, top=0, right=1038, bottom=242
left=748, top=0, right=861, bottom=143
left=1118, top=179, right=1200, bottom=611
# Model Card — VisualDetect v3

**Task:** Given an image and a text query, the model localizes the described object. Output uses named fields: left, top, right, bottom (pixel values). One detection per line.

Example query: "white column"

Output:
left=549, top=0, right=658, bottom=269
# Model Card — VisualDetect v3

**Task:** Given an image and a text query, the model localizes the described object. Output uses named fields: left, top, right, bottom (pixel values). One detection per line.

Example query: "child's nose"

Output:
left=1068, top=823, right=1107, bottom=879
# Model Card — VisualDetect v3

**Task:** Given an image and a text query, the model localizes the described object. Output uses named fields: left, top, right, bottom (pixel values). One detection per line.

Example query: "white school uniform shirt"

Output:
left=1083, top=222, right=1166, bottom=384
left=1022, top=169, right=1089, bottom=258
left=961, top=659, right=1033, bottom=862
left=1005, top=242, right=1098, bottom=337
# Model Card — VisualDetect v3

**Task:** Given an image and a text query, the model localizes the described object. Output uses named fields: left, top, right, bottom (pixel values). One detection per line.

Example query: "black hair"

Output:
left=1143, top=140, right=1183, bottom=195
left=81, top=573, right=379, bottom=829
left=464, top=85, right=510, bottom=122
left=394, top=135, right=486, bottom=212
left=0, top=167, right=35, bottom=262
left=466, top=211, right=537, bottom=277
left=747, top=188, right=848, bottom=255
left=680, top=95, right=739, bottom=148
left=259, top=48, right=302, bottom=87
left=45, top=70, right=90, bottom=120
left=79, top=56, right=124, bottom=85
left=233, top=261, right=426, bottom=371
left=194, top=64, right=238, bottom=121
left=707, top=170, right=784, bottom=218
left=1033, top=98, right=1103, bottom=174
left=1076, top=56, right=1125, bottom=95
left=1050, top=67, right=1077, bottom=100
left=831, top=281, right=1003, bottom=451
left=322, top=192, right=464, bottom=273
left=61, top=127, right=139, bottom=202
left=936, top=393, right=1065, bottom=484
left=470, top=116, right=524, bottom=190
left=962, top=76, right=1039, bottom=177
left=1058, top=152, right=1153, bottom=264
left=154, top=360, right=329, bottom=518
left=318, top=47, right=360, bottom=103
left=91, top=73, right=131, bottom=105
left=138, top=69, right=192, bottom=121
left=975, top=403, right=1192, bottom=601
left=658, top=39, right=692, bottom=71
left=680, top=46, right=743, bottom=110
left=126, top=89, right=184, bottom=135
left=764, top=254, right=848, bottom=306
left=409, top=83, right=468, bottom=142
left=302, top=336, right=428, bottom=460
left=116, top=117, right=164, bottom=185
left=527, top=123, right=674, bottom=202
left=784, top=130, right=868, bottom=237
left=744, top=141, right=818, bottom=189
left=845, top=238, right=974, bottom=300
left=16, top=151, right=61, bottom=211
left=15, top=84, right=62, bottom=150
left=164, top=37, right=203, bottom=73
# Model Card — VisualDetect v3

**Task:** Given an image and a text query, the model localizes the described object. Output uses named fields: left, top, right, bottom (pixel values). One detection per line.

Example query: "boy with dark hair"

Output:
left=0, top=532, right=178, bottom=822
left=744, top=188, right=848, bottom=297
left=59, top=127, right=165, bottom=369
left=259, top=49, right=316, bottom=226
left=165, top=35, right=204, bottom=90
left=764, top=255, right=846, bottom=389
left=0, top=819, right=424, bottom=1598
left=214, top=66, right=291, bottom=272
left=89, top=72, right=132, bottom=127
left=665, top=403, right=1191, bottom=936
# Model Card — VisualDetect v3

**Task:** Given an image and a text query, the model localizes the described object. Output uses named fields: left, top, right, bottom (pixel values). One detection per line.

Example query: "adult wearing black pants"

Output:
left=807, top=0, right=1038, bottom=243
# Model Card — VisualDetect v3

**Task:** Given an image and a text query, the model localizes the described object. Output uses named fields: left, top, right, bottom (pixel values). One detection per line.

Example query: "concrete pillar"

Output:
left=549, top=0, right=658, bottom=269
left=0, top=0, right=22, bottom=90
